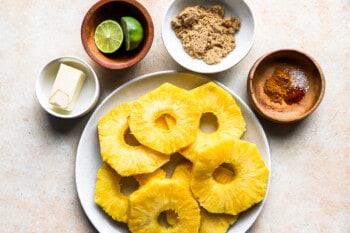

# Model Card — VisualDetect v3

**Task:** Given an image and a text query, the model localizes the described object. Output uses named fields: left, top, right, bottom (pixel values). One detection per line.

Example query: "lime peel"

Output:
left=121, top=16, right=144, bottom=51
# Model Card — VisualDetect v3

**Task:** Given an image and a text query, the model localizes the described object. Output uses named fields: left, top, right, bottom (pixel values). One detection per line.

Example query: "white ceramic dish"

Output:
left=75, top=71, right=271, bottom=233
left=36, top=56, right=100, bottom=118
left=162, top=0, right=255, bottom=73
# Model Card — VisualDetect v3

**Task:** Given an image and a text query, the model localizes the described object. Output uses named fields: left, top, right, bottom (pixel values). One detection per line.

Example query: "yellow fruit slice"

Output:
left=129, top=83, right=201, bottom=155
left=94, top=19, right=123, bottom=53
left=199, top=208, right=238, bottom=233
left=128, top=179, right=201, bottom=233
left=94, top=163, right=129, bottom=223
left=170, top=161, right=193, bottom=186
left=95, top=164, right=167, bottom=223
left=168, top=162, right=238, bottom=232
left=181, top=82, right=246, bottom=161
left=98, top=102, right=170, bottom=176
left=191, top=139, right=269, bottom=215
left=134, top=168, right=166, bottom=187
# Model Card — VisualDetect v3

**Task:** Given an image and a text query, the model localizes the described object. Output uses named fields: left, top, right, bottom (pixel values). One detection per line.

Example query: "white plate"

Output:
left=162, top=0, right=255, bottom=73
left=75, top=71, right=271, bottom=233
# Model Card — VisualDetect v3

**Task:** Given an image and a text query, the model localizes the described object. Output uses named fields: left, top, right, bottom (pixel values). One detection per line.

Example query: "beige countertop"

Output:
left=0, top=0, right=349, bottom=232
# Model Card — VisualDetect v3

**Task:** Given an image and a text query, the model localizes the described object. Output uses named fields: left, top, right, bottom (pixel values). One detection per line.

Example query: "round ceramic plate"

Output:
left=75, top=71, right=270, bottom=233
left=162, top=0, right=255, bottom=73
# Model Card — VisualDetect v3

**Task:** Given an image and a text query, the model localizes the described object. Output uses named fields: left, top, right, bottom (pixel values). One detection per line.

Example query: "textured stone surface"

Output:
left=0, top=0, right=349, bottom=232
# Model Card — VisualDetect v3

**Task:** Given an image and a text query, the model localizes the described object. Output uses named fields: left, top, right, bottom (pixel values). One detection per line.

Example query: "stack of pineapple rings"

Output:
left=95, top=82, right=270, bottom=233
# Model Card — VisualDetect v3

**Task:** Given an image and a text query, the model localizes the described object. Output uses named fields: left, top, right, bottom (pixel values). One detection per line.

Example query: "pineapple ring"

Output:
left=199, top=208, right=238, bottom=233
left=95, top=163, right=166, bottom=223
left=94, top=163, right=130, bottom=223
left=128, top=179, right=201, bottom=233
left=181, top=82, right=246, bottom=161
left=98, top=102, right=171, bottom=176
left=168, top=162, right=238, bottom=232
left=191, top=139, right=269, bottom=215
left=129, top=83, right=201, bottom=155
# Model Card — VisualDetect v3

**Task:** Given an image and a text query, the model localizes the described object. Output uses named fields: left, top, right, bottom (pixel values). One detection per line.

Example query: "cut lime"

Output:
left=121, top=16, right=144, bottom=51
left=94, top=20, right=124, bottom=53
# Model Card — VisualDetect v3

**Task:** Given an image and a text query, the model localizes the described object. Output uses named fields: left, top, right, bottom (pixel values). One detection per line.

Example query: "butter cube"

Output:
left=49, top=63, right=86, bottom=111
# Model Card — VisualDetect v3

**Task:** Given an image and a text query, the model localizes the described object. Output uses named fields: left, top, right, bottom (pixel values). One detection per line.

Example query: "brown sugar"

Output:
left=171, top=5, right=240, bottom=65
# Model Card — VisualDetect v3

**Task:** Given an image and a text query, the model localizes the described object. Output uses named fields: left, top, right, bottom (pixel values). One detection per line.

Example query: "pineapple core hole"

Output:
left=124, top=128, right=141, bottom=146
left=120, top=176, right=139, bottom=195
left=155, top=113, right=176, bottom=131
left=158, top=209, right=178, bottom=228
left=200, top=112, right=218, bottom=134
left=213, top=163, right=235, bottom=183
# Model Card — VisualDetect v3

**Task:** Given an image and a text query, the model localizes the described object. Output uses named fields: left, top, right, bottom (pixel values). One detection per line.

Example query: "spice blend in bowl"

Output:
left=263, top=65, right=310, bottom=105
left=248, top=49, right=325, bottom=123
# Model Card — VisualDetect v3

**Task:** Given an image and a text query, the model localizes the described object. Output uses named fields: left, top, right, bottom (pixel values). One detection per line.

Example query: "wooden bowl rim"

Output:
left=81, top=0, right=154, bottom=69
left=248, top=49, right=325, bottom=123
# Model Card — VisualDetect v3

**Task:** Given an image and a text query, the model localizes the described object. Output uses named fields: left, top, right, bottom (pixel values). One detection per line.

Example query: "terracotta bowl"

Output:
left=248, top=49, right=325, bottom=123
left=81, top=0, right=154, bottom=70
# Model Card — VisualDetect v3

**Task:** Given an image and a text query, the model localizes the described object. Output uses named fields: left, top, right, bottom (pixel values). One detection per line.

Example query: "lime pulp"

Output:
left=94, top=19, right=124, bottom=53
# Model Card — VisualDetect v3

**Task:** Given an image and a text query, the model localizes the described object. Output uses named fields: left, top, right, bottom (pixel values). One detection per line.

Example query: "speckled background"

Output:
left=0, top=0, right=349, bottom=232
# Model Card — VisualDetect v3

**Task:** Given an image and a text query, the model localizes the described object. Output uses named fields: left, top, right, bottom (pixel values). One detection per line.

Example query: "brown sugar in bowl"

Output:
left=248, top=49, right=325, bottom=123
left=81, top=0, right=154, bottom=70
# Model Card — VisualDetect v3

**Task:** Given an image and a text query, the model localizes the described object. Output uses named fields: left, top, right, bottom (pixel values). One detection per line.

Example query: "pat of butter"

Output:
left=48, top=63, right=86, bottom=111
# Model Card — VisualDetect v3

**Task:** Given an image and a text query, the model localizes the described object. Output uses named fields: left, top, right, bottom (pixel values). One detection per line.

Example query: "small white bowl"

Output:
left=36, top=56, right=100, bottom=118
left=162, top=0, right=255, bottom=73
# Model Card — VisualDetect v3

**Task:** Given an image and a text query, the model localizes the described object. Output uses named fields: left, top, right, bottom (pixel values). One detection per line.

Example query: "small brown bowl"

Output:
left=248, top=49, right=325, bottom=123
left=81, top=0, right=154, bottom=70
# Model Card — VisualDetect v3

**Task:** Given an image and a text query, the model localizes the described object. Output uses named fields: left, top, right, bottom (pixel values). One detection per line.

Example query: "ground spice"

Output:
left=264, top=66, right=309, bottom=105
left=284, top=87, right=305, bottom=104
left=171, top=5, right=240, bottom=65
left=263, top=67, right=291, bottom=104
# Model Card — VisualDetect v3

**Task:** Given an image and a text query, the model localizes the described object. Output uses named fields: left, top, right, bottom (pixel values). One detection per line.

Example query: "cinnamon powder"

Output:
left=263, top=67, right=291, bottom=104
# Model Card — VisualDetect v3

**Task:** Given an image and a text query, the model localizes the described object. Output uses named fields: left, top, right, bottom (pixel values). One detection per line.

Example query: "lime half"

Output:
left=121, top=16, right=144, bottom=51
left=94, top=20, right=124, bottom=53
